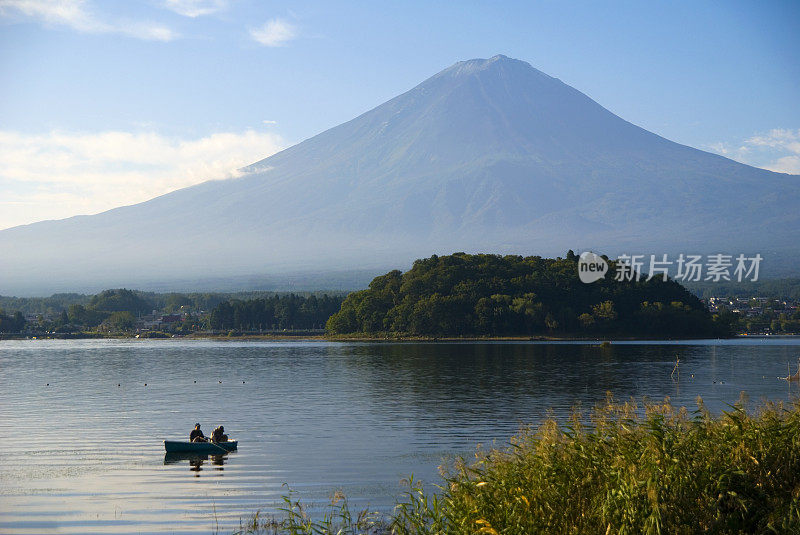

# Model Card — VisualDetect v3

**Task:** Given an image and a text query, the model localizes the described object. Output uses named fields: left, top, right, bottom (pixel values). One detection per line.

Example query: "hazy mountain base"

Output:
left=0, top=265, right=383, bottom=298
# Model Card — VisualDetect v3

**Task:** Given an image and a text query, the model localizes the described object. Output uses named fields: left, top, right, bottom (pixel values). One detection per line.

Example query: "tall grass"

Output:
left=237, top=395, right=800, bottom=534
left=232, top=488, right=389, bottom=534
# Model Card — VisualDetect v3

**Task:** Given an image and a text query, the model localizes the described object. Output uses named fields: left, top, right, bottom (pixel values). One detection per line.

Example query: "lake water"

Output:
left=1, top=338, right=799, bottom=534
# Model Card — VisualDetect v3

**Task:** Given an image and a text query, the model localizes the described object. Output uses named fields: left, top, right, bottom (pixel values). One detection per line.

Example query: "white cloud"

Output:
left=0, top=129, right=286, bottom=230
left=767, top=155, right=800, bottom=174
left=250, top=18, right=296, bottom=47
left=0, top=0, right=89, bottom=28
left=744, top=129, right=800, bottom=155
left=705, top=142, right=730, bottom=155
left=163, top=0, right=227, bottom=18
left=0, top=0, right=177, bottom=41
left=705, top=128, right=800, bottom=175
left=125, top=22, right=176, bottom=41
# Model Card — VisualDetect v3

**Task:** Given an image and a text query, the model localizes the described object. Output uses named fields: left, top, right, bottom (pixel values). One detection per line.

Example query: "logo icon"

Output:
left=578, top=251, right=608, bottom=283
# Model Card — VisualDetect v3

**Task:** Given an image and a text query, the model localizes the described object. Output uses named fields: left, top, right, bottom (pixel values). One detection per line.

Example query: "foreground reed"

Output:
left=231, top=489, right=390, bottom=535
left=236, top=395, right=800, bottom=534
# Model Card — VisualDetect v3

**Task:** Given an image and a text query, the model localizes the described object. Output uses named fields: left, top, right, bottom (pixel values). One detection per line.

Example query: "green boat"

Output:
left=164, top=440, right=238, bottom=453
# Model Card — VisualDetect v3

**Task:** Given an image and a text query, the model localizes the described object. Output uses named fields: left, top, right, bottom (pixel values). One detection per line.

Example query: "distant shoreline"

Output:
left=4, top=332, right=795, bottom=342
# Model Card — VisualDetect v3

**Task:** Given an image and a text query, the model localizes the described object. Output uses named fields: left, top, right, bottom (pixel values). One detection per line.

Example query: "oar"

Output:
left=188, top=436, right=231, bottom=454
left=206, top=440, right=231, bottom=454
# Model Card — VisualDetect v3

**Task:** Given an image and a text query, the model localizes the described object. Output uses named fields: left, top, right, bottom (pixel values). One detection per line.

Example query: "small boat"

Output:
left=164, top=440, right=238, bottom=453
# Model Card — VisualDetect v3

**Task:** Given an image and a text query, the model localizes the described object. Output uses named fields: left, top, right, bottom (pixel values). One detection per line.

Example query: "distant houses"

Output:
left=136, top=310, right=191, bottom=332
left=704, top=296, right=800, bottom=334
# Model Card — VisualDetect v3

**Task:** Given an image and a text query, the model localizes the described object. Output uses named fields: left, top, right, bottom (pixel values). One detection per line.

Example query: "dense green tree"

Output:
left=0, top=310, right=26, bottom=333
left=107, top=311, right=135, bottom=331
left=67, top=304, right=106, bottom=327
left=209, top=294, right=343, bottom=331
left=579, top=313, right=595, bottom=329
left=164, top=294, right=192, bottom=312
left=326, top=253, right=729, bottom=338
left=89, top=289, right=152, bottom=314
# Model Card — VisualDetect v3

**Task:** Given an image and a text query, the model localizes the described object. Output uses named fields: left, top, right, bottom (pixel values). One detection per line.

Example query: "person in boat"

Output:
left=190, top=423, right=207, bottom=442
left=210, top=425, right=228, bottom=443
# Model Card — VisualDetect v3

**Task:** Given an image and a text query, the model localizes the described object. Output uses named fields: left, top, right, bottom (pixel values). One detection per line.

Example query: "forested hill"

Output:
left=326, top=253, right=734, bottom=338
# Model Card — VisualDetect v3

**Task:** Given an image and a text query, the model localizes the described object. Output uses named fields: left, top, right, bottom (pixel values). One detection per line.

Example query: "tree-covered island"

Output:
left=326, top=252, right=736, bottom=338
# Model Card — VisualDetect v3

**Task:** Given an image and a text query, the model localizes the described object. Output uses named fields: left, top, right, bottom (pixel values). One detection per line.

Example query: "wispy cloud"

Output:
left=745, top=129, right=800, bottom=153
left=163, top=0, right=227, bottom=18
left=0, top=129, right=286, bottom=229
left=0, top=0, right=177, bottom=41
left=705, top=128, right=800, bottom=174
left=250, top=18, right=296, bottom=47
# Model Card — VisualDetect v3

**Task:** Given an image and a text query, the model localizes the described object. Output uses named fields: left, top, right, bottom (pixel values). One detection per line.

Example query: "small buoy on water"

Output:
left=117, top=383, right=120, bottom=387
left=218, top=380, right=222, bottom=384
left=193, top=380, right=196, bottom=383
left=242, top=381, right=245, bottom=384
left=46, top=383, right=49, bottom=386
left=144, top=383, right=147, bottom=386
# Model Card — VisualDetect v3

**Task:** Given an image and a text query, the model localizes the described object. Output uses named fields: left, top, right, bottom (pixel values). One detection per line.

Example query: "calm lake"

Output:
left=1, top=338, right=799, bottom=534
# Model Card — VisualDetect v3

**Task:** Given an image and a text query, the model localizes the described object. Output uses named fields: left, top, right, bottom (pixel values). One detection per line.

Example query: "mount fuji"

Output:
left=2, top=55, right=798, bottom=294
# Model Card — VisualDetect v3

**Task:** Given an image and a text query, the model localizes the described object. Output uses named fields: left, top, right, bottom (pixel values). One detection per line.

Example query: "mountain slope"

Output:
left=1, top=55, right=797, bottom=294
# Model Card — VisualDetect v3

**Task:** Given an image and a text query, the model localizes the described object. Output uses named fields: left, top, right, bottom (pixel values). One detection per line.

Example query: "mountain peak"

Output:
left=433, top=54, right=550, bottom=83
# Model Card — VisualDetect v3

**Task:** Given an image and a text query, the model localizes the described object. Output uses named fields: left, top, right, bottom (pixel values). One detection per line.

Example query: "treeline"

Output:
left=0, top=293, right=90, bottom=317
left=210, top=294, right=344, bottom=331
left=0, top=288, right=348, bottom=334
left=0, top=289, right=347, bottom=317
left=0, top=310, right=25, bottom=333
left=58, top=289, right=154, bottom=331
left=326, top=252, right=734, bottom=338
left=0, top=291, right=254, bottom=318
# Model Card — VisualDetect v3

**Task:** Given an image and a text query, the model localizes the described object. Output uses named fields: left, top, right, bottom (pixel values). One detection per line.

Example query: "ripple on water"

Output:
left=1, top=338, right=800, bottom=533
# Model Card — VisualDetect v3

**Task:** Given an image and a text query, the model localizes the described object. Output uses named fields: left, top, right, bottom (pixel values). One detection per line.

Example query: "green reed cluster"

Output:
left=394, top=395, right=800, bottom=534
left=232, top=488, right=389, bottom=535
left=237, top=395, right=800, bottom=534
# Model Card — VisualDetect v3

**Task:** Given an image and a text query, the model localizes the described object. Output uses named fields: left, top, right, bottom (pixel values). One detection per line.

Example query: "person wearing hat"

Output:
left=189, top=423, right=207, bottom=442
left=210, top=425, right=228, bottom=443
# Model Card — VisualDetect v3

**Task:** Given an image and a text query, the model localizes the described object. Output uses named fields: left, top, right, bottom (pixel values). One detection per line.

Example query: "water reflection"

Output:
left=330, top=342, right=799, bottom=419
left=329, top=342, right=705, bottom=425
left=164, top=452, right=229, bottom=476
left=2, top=338, right=800, bottom=534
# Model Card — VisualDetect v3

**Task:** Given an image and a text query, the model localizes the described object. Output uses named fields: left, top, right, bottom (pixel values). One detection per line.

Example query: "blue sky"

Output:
left=1, top=0, right=798, bottom=229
